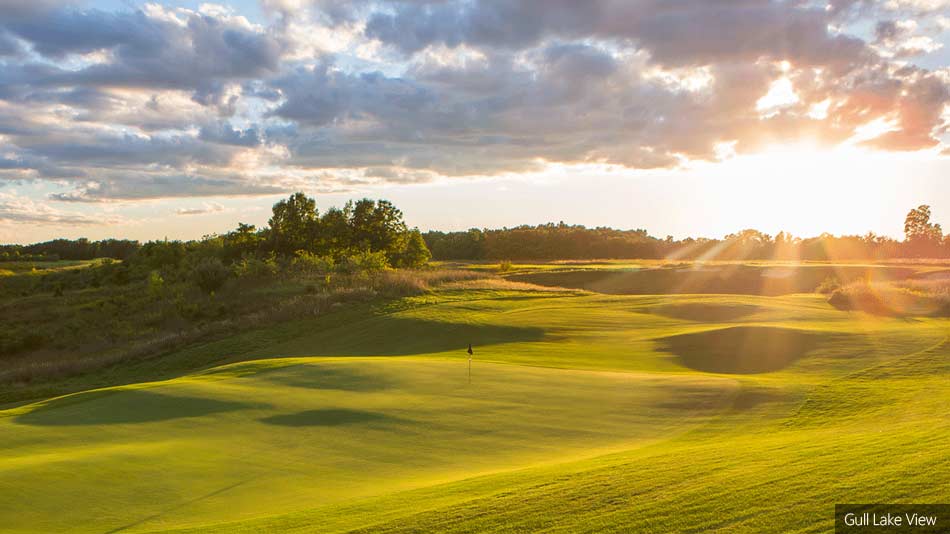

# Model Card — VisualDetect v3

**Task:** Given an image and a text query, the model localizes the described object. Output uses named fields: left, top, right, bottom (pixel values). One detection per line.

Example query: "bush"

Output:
left=498, top=260, right=513, bottom=273
left=291, top=250, right=335, bottom=274
left=192, top=257, right=230, bottom=294
left=0, top=331, right=46, bottom=356
left=147, top=271, right=165, bottom=298
left=390, top=229, right=432, bottom=268
left=339, top=250, right=389, bottom=274
left=829, top=279, right=950, bottom=316
left=232, top=257, right=278, bottom=278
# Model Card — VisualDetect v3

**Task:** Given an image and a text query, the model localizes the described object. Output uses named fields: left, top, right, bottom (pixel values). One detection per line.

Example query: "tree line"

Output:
left=423, top=205, right=950, bottom=261
left=0, top=238, right=139, bottom=262
left=5, top=203, right=949, bottom=265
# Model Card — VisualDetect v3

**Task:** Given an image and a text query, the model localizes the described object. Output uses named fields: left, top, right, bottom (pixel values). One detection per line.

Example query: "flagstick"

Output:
left=468, top=356, right=471, bottom=385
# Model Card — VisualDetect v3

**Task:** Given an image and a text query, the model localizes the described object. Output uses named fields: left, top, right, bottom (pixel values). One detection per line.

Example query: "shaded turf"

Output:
left=260, top=408, right=405, bottom=427
left=656, top=326, right=825, bottom=374
left=15, top=389, right=259, bottom=426
left=509, top=264, right=919, bottom=296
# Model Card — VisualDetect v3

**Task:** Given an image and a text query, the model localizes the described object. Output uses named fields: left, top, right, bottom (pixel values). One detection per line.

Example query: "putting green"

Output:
left=0, top=358, right=735, bottom=533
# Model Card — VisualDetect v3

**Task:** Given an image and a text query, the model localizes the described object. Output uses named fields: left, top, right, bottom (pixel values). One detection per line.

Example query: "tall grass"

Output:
left=0, top=269, right=489, bottom=391
left=829, top=278, right=950, bottom=316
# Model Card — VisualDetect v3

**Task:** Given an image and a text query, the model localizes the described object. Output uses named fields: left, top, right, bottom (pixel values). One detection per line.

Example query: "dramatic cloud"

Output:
left=0, top=0, right=947, bottom=216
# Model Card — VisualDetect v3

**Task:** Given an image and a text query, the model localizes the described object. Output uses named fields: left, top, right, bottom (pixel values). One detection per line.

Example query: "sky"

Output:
left=1, top=0, right=950, bottom=244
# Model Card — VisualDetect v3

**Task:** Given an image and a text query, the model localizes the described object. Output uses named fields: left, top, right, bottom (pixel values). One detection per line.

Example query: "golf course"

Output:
left=2, top=262, right=949, bottom=533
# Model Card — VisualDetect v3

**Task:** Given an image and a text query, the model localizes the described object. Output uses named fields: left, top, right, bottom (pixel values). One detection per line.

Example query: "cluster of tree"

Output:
left=219, top=193, right=431, bottom=267
left=424, top=225, right=662, bottom=260
left=0, top=238, right=139, bottom=261
left=3, top=194, right=430, bottom=296
left=132, top=194, right=431, bottom=293
left=423, top=205, right=950, bottom=261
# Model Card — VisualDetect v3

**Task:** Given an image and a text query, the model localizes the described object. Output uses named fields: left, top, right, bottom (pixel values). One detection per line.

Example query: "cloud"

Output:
left=361, top=1, right=868, bottom=69
left=176, top=201, right=225, bottom=215
left=0, top=192, right=108, bottom=225
left=2, top=4, right=283, bottom=96
left=199, top=122, right=264, bottom=147
left=0, top=0, right=945, bottom=207
left=49, top=173, right=287, bottom=202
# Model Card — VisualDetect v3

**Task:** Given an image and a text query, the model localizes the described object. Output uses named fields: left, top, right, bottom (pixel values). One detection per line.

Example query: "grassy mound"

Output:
left=0, top=358, right=734, bottom=534
left=509, top=264, right=918, bottom=295
left=649, top=302, right=761, bottom=322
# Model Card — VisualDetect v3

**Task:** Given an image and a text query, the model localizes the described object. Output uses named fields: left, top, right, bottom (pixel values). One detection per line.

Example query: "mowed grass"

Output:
left=0, top=358, right=734, bottom=533
left=2, top=282, right=949, bottom=532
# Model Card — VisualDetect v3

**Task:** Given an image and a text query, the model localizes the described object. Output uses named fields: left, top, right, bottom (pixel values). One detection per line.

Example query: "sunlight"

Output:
left=756, top=78, right=800, bottom=117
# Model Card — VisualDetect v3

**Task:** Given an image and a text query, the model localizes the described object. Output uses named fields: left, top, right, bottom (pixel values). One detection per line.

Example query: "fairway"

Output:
left=2, top=285, right=949, bottom=532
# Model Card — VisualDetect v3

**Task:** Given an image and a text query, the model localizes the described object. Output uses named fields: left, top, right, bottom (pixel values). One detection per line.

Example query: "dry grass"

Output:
left=371, top=269, right=487, bottom=295
left=0, top=269, right=493, bottom=389
left=440, top=278, right=577, bottom=292
left=829, top=278, right=950, bottom=316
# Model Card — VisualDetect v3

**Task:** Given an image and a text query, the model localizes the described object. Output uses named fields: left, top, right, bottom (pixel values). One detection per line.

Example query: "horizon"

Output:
left=2, top=1, right=950, bottom=243
left=2, top=190, right=946, bottom=246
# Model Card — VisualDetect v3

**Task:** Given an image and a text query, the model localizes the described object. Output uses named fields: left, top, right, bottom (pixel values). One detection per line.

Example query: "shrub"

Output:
left=147, top=271, right=165, bottom=298
left=498, top=260, right=513, bottom=273
left=829, top=279, right=950, bottom=316
left=339, top=250, right=389, bottom=274
left=291, top=250, right=335, bottom=274
left=0, top=331, right=46, bottom=356
left=232, top=257, right=278, bottom=278
left=390, top=229, right=432, bottom=268
left=192, top=257, right=230, bottom=294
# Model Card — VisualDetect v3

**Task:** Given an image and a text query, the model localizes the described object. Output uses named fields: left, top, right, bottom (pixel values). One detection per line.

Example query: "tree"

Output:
left=904, top=205, right=943, bottom=257
left=192, top=257, right=230, bottom=294
left=223, top=223, right=262, bottom=260
left=349, top=199, right=409, bottom=260
left=317, top=207, right=352, bottom=257
left=391, top=229, right=432, bottom=268
left=269, top=192, right=319, bottom=255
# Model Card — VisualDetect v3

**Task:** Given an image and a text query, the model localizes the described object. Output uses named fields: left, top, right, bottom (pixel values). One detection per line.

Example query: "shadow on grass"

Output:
left=510, top=266, right=918, bottom=296
left=15, top=389, right=260, bottom=426
left=256, top=364, right=393, bottom=392
left=260, top=408, right=404, bottom=427
left=656, top=326, right=824, bottom=374
left=269, top=315, right=546, bottom=358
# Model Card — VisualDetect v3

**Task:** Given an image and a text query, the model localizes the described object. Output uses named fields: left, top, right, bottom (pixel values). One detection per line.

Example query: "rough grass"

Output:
left=0, top=269, right=488, bottom=403
left=829, top=278, right=950, bottom=316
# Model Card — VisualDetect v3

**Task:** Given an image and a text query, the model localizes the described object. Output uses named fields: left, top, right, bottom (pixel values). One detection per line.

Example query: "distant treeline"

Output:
left=1, top=239, right=139, bottom=262
left=5, top=204, right=949, bottom=264
left=423, top=205, right=949, bottom=261
left=2, top=193, right=429, bottom=266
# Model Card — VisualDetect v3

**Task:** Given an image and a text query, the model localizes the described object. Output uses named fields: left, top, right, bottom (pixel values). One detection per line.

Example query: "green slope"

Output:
left=2, top=288, right=948, bottom=533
